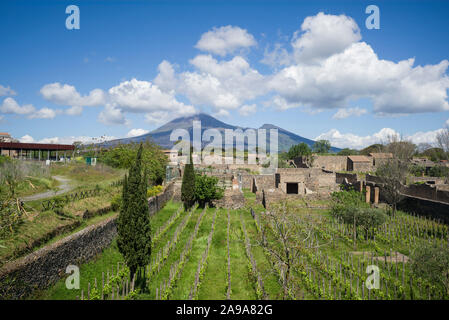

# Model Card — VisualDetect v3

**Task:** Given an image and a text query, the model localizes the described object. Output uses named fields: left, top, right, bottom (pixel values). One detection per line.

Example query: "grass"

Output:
left=1, top=163, right=125, bottom=267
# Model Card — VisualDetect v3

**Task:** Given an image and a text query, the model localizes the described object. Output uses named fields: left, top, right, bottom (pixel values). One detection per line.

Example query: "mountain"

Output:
left=101, top=113, right=341, bottom=153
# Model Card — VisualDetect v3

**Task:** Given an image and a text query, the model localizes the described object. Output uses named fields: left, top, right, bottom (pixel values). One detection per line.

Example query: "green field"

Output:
left=37, top=188, right=449, bottom=300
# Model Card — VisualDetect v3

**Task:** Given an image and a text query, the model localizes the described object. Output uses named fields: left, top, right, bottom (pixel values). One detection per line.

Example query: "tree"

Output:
left=312, top=140, right=331, bottom=154
left=194, top=174, right=224, bottom=208
left=436, top=127, right=449, bottom=159
left=181, top=151, right=196, bottom=210
left=337, top=148, right=359, bottom=156
left=410, top=242, right=449, bottom=298
left=287, top=143, right=311, bottom=159
left=116, top=143, right=152, bottom=287
left=375, top=159, right=408, bottom=215
left=383, top=134, right=416, bottom=160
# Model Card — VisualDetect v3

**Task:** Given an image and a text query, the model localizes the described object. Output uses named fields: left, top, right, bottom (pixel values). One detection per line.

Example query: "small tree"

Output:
left=375, top=159, right=408, bottom=215
left=181, top=151, right=196, bottom=210
left=117, top=143, right=152, bottom=288
left=194, top=174, right=224, bottom=208
left=312, top=139, right=331, bottom=154
left=410, top=243, right=449, bottom=298
left=287, top=143, right=311, bottom=159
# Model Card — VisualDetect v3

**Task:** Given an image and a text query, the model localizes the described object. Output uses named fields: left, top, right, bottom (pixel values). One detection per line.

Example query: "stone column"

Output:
left=374, top=187, right=379, bottom=204
left=365, top=185, right=371, bottom=203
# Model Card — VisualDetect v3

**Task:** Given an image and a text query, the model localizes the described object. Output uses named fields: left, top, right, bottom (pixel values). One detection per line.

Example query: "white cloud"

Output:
left=154, top=60, right=178, bottom=92
left=20, top=134, right=117, bottom=145
left=127, top=128, right=149, bottom=138
left=446, top=119, right=449, bottom=127
left=19, top=134, right=35, bottom=143
left=40, top=83, right=106, bottom=111
left=105, top=56, right=116, bottom=63
left=106, top=78, right=196, bottom=124
left=178, top=55, right=265, bottom=112
left=315, top=127, right=444, bottom=149
left=239, top=104, right=257, bottom=116
left=0, top=85, right=16, bottom=96
left=195, top=25, right=256, bottom=56
left=261, top=43, right=291, bottom=67
left=332, top=107, right=367, bottom=119
left=98, top=104, right=128, bottom=125
left=292, top=12, right=361, bottom=64
left=28, top=107, right=57, bottom=119
left=1, top=97, right=35, bottom=115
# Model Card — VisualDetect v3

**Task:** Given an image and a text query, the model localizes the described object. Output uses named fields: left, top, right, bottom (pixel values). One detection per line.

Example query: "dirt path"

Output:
left=21, top=176, right=73, bottom=202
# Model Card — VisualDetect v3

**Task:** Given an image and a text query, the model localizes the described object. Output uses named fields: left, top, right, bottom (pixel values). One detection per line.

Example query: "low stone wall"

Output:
left=148, top=182, right=174, bottom=217
left=0, top=216, right=117, bottom=300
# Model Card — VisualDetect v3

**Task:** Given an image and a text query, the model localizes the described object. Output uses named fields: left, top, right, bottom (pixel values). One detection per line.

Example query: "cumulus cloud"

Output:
left=0, top=97, right=59, bottom=119
left=332, top=107, right=367, bottom=119
left=195, top=25, right=256, bottom=56
left=19, top=134, right=35, bottom=143
left=315, top=127, right=444, bottom=149
left=178, top=55, right=265, bottom=112
left=0, top=85, right=16, bottom=96
left=127, top=128, right=149, bottom=138
left=106, top=78, right=196, bottom=123
left=40, top=83, right=106, bottom=111
left=98, top=104, right=128, bottom=126
left=292, top=12, right=361, bottom=64
left=1, top=97, right=35, bottom=115
left=28, top=107, right=57, bottom=119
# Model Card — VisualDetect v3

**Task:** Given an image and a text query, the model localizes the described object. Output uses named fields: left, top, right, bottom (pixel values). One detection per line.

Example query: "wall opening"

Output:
left=286, top=182, right=299, bottom=194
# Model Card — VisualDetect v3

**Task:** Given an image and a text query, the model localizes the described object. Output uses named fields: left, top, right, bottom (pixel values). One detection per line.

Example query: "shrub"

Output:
left=330, top=189, right=369, bottom=217
left=110, top=194, right=122, bottom=211
left=194, top=174, right=224, bottom=208
left=410, top=242, right=449, bottom=297
left=147, top=185, right=163, bottom=198
left=409, top=164, right=426, bottom=177
left=429, top=165, right=449, bottom=177
left=335, top=206, right=386, bottom=239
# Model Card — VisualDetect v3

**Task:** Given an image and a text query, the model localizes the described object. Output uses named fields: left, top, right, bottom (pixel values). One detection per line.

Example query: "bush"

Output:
left=194, top=174, right=224, bottom=208
left=147, top=185, right=163, bottom=198
left=410, top=242, right=449, bottom=297
left=111, top=194, right=122, bottom=211
left=409, top=164, right=426, bottom=177
left=429, top=165, right=449, bottom=177
left=334, top=206, right=386, bottom=239
left=330, top=189, right=369, bottom=217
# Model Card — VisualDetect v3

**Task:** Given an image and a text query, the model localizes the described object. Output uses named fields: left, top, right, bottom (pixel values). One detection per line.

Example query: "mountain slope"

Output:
left=102, top=113, right=341, bottom=153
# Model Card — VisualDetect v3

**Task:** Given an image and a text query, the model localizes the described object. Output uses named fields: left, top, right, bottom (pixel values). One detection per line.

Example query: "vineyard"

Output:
left=42, top=191, right=449, bottom=300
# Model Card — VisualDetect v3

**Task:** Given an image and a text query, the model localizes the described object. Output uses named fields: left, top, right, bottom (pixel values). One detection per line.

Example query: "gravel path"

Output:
left=21, top=176, right=73, bottom=202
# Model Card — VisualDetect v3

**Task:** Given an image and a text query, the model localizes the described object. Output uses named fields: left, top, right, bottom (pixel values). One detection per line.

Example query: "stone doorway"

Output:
left=286, top=182, right=299, bottom=194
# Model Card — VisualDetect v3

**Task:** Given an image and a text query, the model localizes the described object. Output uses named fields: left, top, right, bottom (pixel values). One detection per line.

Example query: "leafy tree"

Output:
left=409, top=164, right=426, bottom=177
left=116, top=144, right=152, bottom=287
left=194, top=174, right=224, bottom=208
left=410, top=242, right=449, bottom=297
left=334, top=206, right=386, bottom=240
left=360, top=143, right=384, bottom=156
left=181, top=152, right=196, bottom=210
left=287, top=142, right=312, bottom=159
left=312, top=139, right=331, bottom=154
left=100, top=141, right=167, bottom=185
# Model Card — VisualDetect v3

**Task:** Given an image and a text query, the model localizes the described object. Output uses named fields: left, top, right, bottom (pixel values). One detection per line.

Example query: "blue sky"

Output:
left=1, top=0, right=448, bottom=149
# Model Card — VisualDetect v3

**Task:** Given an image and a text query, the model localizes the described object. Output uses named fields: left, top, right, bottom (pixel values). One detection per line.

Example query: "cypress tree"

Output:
left=117, top=143, right=152, bottom=285
left=181, top=150, right=196, bottom=210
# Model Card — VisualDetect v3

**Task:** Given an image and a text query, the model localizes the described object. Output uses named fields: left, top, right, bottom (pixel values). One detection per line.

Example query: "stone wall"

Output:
left=336, top=172, right=358, bottom=184
left=312, top=155, right=348, bottom=171
left=148, top=181, right=174, bottom=216
left=0, top=216, right=117, bottom=300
